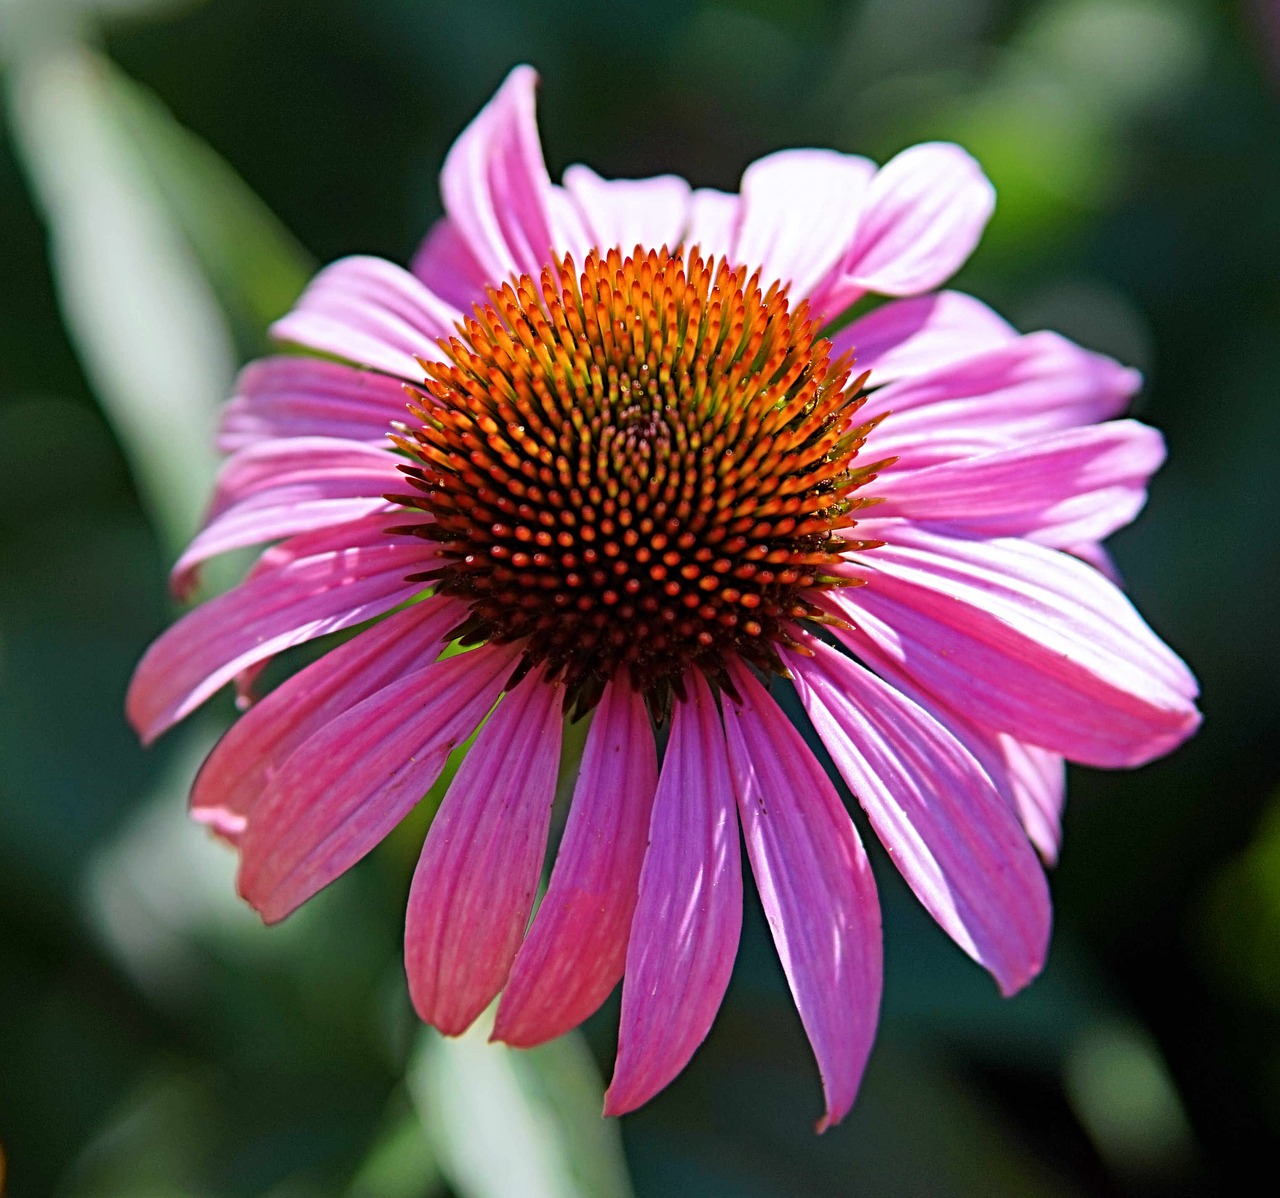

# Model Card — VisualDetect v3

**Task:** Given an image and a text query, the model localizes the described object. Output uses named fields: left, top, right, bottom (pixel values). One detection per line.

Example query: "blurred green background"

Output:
left=1, top=0, right=1277, bottom=1194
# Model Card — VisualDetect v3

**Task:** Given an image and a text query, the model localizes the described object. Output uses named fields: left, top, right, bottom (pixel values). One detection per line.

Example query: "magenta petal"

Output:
left=604, top=674, right=742, bottom=1116
left=841, top=142, right=995, bottom=297
left=405, top=670, right=564, bottom=1035
left=126, top=513, right=426, bottom=743
left=722, top=664, right=883, bottom=1130
left=172, top=501, right=393, bottom=601
left=218, top=356, right=411, bottom=452
left=999, top=735, right=1066, bottom=865
left=409, top=215, right=493, bottom=312
left=190, top=596, right=467, bottom=843
left=836, top=523, right=1200, bottom=767
left=829, top=290, right=1015, bottom=386
left=785, top=640, right=1050, bottom=997
left=171, top=437, right=401, bottom=598
left=493, top=675, right=658, bottom=1047
left=200, top=437, right=397, bottom=523
left=439, top=65, right=556, bottom=283
left=872, top=420, right=1166, bottom=546
left=562, top=165, right=691, bottom=255
left=862, top=333, right=1142, bottom=468
left=238, top=642, right=519, bottom=922
left=1068, top=539, right=1123, bottom=584
left=733, top=149, right=875, bottom=310
left=270, top=255, right=459, bottom=379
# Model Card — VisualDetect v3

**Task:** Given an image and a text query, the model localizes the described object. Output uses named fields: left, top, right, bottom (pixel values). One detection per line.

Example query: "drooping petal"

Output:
left=493, top=674, right=658, bottom=1047
left=797, top=596, right=1066, bottom=870
left=722, top=664, right=883, bottom=1130
left=218, top=357, right=413, bottom=452
left=828, top=290, right=1015, bottom=386
left=785, top=640, right=1050, bottom=997
left=410, top=215, right=493, bottom=312
left=238, top=641, right=519, bottom=922
left=190, top=596, right=467, bottom=842
left=684, top=187, right=739, bottom=262
left=839, top=143, right=995, bottom=297
left=605, top=674, right=742, bottom=1116
left=733, top=149, right=875, bottom=310
left=406, top=670, right=564, bottom=1035
left=222, top=515, right=415, bottom=708
left=270, top=256, right=459, bottom=379
left=172, top=501, right=394, bottom=602
left=834, top=523, right=1200, bottom=767
left=127, top=513, right=427, bottom=743
left=562, top=165, right=691, bottom=255
left=872, top=420, right=1166, bottom=546
left=861, top=333, right=1142, bottom=468
left=200, top=438, right=397, bottom=523
left=171, top=437, right=402, bottom=597
left=439, top=65, right=556, bottom=283
left=999, top=735, right=1066, bottom=865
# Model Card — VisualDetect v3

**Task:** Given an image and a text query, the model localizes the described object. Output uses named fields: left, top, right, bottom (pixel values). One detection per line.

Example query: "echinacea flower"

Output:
left=127, top=66, right=1200, bottom=1129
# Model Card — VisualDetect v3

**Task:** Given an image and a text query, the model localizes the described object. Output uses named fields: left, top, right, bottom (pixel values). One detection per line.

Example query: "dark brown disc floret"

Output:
left=392, top=247, right=886, bottom=715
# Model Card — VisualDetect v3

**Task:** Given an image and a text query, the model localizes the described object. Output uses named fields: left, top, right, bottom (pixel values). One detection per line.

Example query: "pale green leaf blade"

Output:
left=6, top=40, right=233, bottom=548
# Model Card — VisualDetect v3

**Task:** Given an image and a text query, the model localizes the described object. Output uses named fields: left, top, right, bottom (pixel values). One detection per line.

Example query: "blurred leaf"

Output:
left=410, top=1012, right=635, bottom=1198
left=83, top=722, right=255, bottom=1004
left=1199, top=785, right=1280, bottom=1008
left=5, top=39, right=233, bottom=548
left=59, top=1068, right=218, bottom=1198
left=1022, top=0, right=1207, bottom=118
left=347, top=1101, right=443, bottom=1198
left=932, top=0, right=1209, bottom=261
left=105, top=59, right=314, bottom=349
left=1063, top=1022, right=1197, bottom=1187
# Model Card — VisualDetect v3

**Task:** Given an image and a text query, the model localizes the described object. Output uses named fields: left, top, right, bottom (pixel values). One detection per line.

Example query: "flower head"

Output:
left=128, top=66, right=1200, bottom=1129
left=394, top=245, right=882, bottom=716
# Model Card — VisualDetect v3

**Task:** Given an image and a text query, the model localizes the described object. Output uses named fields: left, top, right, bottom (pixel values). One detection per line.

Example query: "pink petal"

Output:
left=784, top=640, right=1049, bottom=997
left=544, top=182, right=595, bottom=262
left=862, top=333, right=1142, bottom=469
left=493, top=674, right=659, bottom=1047
left=839, top=143, right=995, bottom=297
left=872, top=420, right=1166, bottom=546
left=230, top=513, right=432, bottom=712
left=173, top=501, right=394, bottom=602
left=190, top=596, right=467, bottom=843
left=733, top=149, right=875, bottom=310
left=604, top=674, right=742, bottom=1116
left=1068, top=540, right=1123, bottom=584
left=834, top=523, right=1200, bottom=767
left=828, top=290, right=1015, bottom=386
left=270, top=256, right=459, bottom=379
left=238, top=641, right=519, bottom=922
left=126, top=513, right=427, bottom=743
left=914, top=706, right=1067, bottom=867
left=999, top=735, right=1066, bottom=865
left=201, top=437, right=397, bottom=523
left=562, top=165, right=691, bottom=255
left=406, top=669, right=564, bottom=1035
left=172, top=437, right=401, bottom=598
left=685, top=187, right=740, bottom=263
left=722, top=664, right=883, bottom=1130
left=218, top=356, right=411, bottom=452
left=410, top=216, right=493, bottom=312
left=439, top=65, right=556, bottom=283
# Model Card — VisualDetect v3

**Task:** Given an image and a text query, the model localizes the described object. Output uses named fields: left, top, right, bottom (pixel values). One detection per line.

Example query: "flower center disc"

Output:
left=395, top=247, right=882, bottom=715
